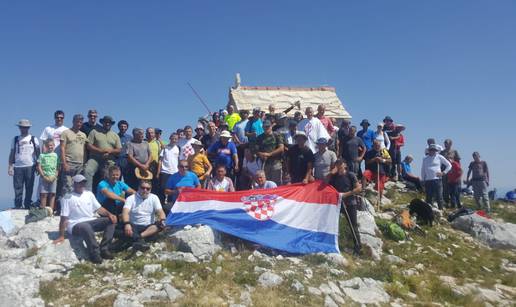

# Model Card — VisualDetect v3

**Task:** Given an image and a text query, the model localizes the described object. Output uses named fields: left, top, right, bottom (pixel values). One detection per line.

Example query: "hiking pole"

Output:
left=377, top=161, right=381, bottom=211
left=341, top=197, right=361, bottom=254
left=187, top=82, right=212, bottom=115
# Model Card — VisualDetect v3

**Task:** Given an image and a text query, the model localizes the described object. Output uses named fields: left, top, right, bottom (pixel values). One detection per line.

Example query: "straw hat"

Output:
left=135, top=168, right=153, bottom=180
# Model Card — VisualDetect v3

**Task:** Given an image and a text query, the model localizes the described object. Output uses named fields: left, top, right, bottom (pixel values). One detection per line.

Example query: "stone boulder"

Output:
left=338, top=277, right=390, bottom=304
left=357, top=210, right=383, bottom=261
left=168, top=225, right=222, bottom=260
left=258, top=272, right=283, bottom=287
left=451, top=214, right=516, bottom=249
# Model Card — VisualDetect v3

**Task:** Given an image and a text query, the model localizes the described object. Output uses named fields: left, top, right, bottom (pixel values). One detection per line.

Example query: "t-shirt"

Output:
left=178, top=138, right=196, bottom=161
left=60, top=129, right=88, bottom=164
left=96, top=179, right=130, bottom=206
left=123, top=193, right=162, bottom=226
left=287, top=145, right=315, bottom=183
left=166, top=171, right=200, bottom=190
left=40, top=125, right=68, bottom=156
left=447, top=161, right=462, bottom=184
left=201, top=133, right=219, bottom=150
left=80, top=122, right=103, bottom=136
left=88, top=129, right=122, bottom=160
left=60, top=191, right=102, bottom=234
left=245, top=118, right=264, bottom=142
left=208, top=141, right=237, bottom=169
left=374, top=131, right=390, bottom=150
left=208, top=177, right=235, bottom=192
left=253, top=132, right=285, bottom=161
left=127, top=141, right=150, bottom=164
left=147, top=139, right=161, bottom=162
left=329, top=171, right=358, bottom=205
left=297, top=117, right=330, bottom=153
left=343, top=137, right=365, bottom=161
left=364, top=148, right=391, bottom=175
left=468, top=161, right=489, bottom=181
left=11, top=135, right=39, bottom=167
left=357, top=129, right=375, bottom=151
left=189, top=153, right=210, bottom=179
left=441, top=148, right=461, bottom=161
left=317, top=115, right=335, bottom=134
left=243, top=158, right=262, bottom=177
left=253, top=181, right=277, bottom=189
left=233, top=119, right=249, bottom=144
left=314, top=149, right=337, bottom=180
left=37, top=152, right=59, bottom=177
left=160, top=145, right=180, bottom=175
left=401, top=161, right=412, bottom=177
left=224, top=113, right=241, bottom=131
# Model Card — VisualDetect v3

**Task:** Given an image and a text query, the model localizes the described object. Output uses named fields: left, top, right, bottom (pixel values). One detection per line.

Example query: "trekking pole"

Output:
left=341, top=197, right=361, bottom=254
left=377, top=161, right=381, bottom=211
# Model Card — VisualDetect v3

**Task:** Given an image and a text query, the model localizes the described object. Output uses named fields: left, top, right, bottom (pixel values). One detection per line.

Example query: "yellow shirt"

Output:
left=189, top=153, right=211, bottom=180
left=224, top=113, right=241, bottom=131
left=148, top=139, right=161, bottom=162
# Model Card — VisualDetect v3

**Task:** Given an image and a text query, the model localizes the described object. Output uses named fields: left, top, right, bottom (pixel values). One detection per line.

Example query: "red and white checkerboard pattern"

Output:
left=242, top=195, right=278, bottom=221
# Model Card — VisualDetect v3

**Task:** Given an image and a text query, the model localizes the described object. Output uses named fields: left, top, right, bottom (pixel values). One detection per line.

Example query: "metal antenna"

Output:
left=187, top=82, right=212, bottom=115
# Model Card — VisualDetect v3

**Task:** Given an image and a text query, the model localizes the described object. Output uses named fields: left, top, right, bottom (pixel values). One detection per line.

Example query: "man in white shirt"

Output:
left=9, top=119, right=40, bottom=209
left=178, top=125, right=196, bottom=161
left=121, top=180, right=166, bottom=251
left=421, top=144, right=452, bottom=210
left=296, top=107, right=330, bottom=153
left=40, top=110, right=68, bottom=157
left=54, top=175, right=117, bottom=264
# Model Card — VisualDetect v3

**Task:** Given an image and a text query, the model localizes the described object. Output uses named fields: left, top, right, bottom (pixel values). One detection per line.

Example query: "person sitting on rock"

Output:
left=54, top=174, right=117, bottom=264
left=120, top=180, right=166, bottom=252
left=363, top=140, right=391, bottom=196
left=96, top=165, right=135, bottom=217
left=400, top=155, right=423, bottom=192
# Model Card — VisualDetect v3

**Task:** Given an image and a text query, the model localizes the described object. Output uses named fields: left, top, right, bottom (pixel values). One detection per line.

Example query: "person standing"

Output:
left=158, top=133, right=180, bottom=202
left=286, top=132, right=314, bottom=184
left=116, top=119, right=132, bottom=181
left=421, top=144, right=452, bottom=210
left=253, top=120, right=285, bottom=185
left=178, top=126, right=196, bottom=161
left=8, top=119, right=40, bottom=209
left=37, top=140, right=59, bottom=211
left=126, top=128, right=151, bottom=190
left=81, top=109, right=103, bottom=136
left=208, top=131, right=239, bottom=177
left=297, top=107, right=330, bottom=153
left=357, top=119, right=375, bottom=151
left=440, top=138, right=461, bottom=206
left=316, top=104, right=335, bottom=136
left=383, top=116, right=401, bottom=179
left=54, top=175, right=117, bottom=264
left=201, top=121, right=219, bottom=151
left=313, top=138, right=337, bottom=181
left=40, top=110, right=68, bottom=157
left=342, top=126, right=366, bottom=175
left=374, top=123, right=390, bottom=150
left=224, top=104, right=241, bottom=131
left=245, top=107, right=264, bottom=144
left=84, top=116, right=122, bottom=192
left=327, top=160, right=362, bottom=254
left=145, top=127, right=162, bottom=193
left=466, top=152, right=490, bottom=212
left=60, top=114, right=89, bottom=196
left=337, top=119, right=351, bottom=157
left=232, top=110, right=249, bottom=146
left=446, top=154, right=463, bottom=209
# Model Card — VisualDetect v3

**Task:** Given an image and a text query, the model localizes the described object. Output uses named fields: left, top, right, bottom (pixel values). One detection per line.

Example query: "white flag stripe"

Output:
left=172, top=198, right=340, bottom=235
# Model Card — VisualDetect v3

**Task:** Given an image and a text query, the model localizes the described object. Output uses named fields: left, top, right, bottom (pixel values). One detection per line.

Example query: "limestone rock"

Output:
left=452, top=214, right=516, bottom=249
left=164, top=284, right=184, bottom=302
left=143, top=264, right=162, bottom=277
left=114, top=293, right=144, bottom=307
left=357, top=210, right=383, bottom=261
left=291, top=280, right=305, bottom=292
left=384, top=254, right=406, bottom=264
left=157, top=251, right=198, bottom=263
left=169, top=225, right=222, bottom=260
left=258, top=272, right=283, bottom=287
left=339, top=277, right=390, bottom=304
left=324, top=295, right=338, bottom=307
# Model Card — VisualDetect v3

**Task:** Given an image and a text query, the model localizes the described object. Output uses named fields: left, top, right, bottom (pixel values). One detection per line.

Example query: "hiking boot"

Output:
left=132, top=240, right=150, bottom=252
left=100, top=248, right=114, bottom=260
left=90, top=254, right=103, bottom=264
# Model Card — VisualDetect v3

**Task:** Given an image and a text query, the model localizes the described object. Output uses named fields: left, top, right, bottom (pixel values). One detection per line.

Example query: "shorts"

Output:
left=39, top=177, right=57, bottom=194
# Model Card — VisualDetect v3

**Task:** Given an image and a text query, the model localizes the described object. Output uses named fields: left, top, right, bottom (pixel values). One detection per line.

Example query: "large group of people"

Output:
left=8, top=104, right=491, bottom=262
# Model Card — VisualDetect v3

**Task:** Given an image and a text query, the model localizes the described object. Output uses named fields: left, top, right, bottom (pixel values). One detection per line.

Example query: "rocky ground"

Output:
left=1, top=182, right=515, bottom=306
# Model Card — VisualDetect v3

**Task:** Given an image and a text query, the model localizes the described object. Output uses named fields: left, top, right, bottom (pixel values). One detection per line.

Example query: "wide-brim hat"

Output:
left=219, top=130, right=232, bottom=138
left=360, top=119, right=370, bottom=126
left=135, top=168, right=153, bottom=180
left=99, top=116, right=115, bottom=125
left=383, top=116, right=393, bottom=122
left=16, top=119, right=32, bottom=127
left=191, top=139, right=203, bottom=147
left=395, top=124, right=406, bottom=132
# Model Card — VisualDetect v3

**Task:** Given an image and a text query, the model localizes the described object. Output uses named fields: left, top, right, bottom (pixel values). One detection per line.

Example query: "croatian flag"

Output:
left=166, top=181, right=341, bottom=254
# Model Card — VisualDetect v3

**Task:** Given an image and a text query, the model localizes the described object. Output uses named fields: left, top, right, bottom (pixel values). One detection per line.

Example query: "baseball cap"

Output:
left=72, top=174, right=87, bottom=183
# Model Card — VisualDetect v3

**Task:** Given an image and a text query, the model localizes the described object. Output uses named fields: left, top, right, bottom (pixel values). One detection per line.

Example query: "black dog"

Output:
left=409, top=198, right=434, bottom=226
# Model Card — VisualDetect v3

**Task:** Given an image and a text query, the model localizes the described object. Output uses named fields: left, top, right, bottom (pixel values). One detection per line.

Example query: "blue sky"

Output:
left=1, top=1, right=515, bottom=205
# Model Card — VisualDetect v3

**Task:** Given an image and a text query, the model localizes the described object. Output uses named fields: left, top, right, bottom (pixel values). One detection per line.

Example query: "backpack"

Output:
left=386, top=222, right=406, bottom=241
left=25, top=207, right=52, bottom=224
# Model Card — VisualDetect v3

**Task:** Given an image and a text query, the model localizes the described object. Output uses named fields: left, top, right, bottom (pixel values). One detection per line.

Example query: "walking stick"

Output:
left=341, top=197, right=361, bottom=254
left=377, top=161, right=382, bottom=211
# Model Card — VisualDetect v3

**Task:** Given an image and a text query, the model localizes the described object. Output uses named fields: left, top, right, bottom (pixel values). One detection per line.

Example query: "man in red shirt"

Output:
left=446, top=154, right=463, bottom=208
left=316, top=104, right=335, bottom=135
